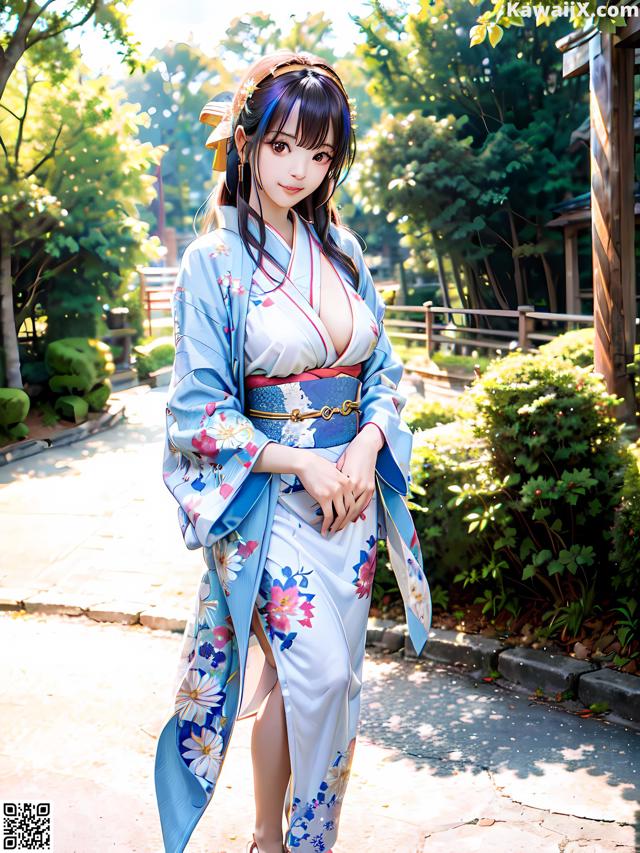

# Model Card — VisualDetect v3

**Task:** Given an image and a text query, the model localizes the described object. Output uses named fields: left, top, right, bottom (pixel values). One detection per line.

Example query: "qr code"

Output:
left=2, top=802, right=51, bottom=851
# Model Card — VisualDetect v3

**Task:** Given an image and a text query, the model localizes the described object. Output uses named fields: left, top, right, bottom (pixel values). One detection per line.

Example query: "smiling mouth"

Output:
left=279, top=184, right=303, bottom=192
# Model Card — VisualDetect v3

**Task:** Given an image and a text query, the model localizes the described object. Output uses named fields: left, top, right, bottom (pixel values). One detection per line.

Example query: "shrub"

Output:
left=538, top=327, right=595, bottom=368
left=44, top=337, right=114, bottom=421
left=134, top=339, right=175, bottom=379
left=613, top=439, right=640, bottom=581
left=409, top=420, right=490, bottom=589
left=0, top=388, right=30, bottom=441
left=403, top=397, right=458, bottom=431
left=456, top=351, right=625, bottom=628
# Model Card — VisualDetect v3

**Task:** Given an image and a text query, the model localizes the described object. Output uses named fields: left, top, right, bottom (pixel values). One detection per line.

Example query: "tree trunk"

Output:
left=0, top=223, right=23, bottom=389
left=505, top=203, right=527, bottom=305
left=435, top=249, right=451, bottom=308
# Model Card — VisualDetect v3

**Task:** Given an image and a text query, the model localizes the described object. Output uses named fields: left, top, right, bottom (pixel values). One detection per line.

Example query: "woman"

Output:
left=154, top=50, right=432, bottom=853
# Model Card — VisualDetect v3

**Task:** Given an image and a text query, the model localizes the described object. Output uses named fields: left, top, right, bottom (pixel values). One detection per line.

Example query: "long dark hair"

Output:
left=199, top=50, right=360, bottom=290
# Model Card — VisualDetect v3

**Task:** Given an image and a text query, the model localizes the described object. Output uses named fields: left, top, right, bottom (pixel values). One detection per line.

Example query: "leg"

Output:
left=251, top=604, right=292, bottom=853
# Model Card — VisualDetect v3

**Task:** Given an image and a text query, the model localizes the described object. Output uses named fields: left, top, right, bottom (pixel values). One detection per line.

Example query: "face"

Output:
left=236, top=99, right=335, bottom=217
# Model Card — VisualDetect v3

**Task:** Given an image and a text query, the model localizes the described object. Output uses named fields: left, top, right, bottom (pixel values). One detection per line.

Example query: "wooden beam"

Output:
left=589, top=31, right=637, bottom=423
left=615, top=15, right=640, bottom=47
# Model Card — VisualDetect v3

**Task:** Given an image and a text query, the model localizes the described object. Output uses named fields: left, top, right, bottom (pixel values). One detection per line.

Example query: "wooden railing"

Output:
left=384, top=301, right=602, bottom=356
left=138, top=266, right=178, bottom=337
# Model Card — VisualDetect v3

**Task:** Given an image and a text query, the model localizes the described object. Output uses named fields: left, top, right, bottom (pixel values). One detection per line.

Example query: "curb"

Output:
left=2, top=596, right=638, bottom=728
left=0, top=400, right=127, bottom=466
left=365, top=618, right=640, bottom=727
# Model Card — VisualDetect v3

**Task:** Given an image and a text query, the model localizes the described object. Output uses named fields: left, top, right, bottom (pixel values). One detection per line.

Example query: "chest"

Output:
left=316, top=251, right=354, bottom=356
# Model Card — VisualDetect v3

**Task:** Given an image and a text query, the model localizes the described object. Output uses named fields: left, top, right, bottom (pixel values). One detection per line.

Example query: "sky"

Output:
left=75, top=0, right=377, bottom=78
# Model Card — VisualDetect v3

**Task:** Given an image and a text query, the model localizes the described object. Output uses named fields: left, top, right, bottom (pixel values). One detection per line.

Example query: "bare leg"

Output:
left=251, top=605, right=291, bottom=853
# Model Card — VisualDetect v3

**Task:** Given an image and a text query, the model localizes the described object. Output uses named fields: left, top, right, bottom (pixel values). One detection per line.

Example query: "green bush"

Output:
left=134, top=339, right=175, bottom=380
left=409, top=420, right=490, bottom=588
left=452, top=351, right=626, bottom=630
left=613, top=439, right=640, bottom=581
left=0, top=388, right=30, bottom=441
left=403, top=397, right=458, bottom=431
left=538, top=327, right=595, bottom=368
left=44, top=337, right=114, bottom=421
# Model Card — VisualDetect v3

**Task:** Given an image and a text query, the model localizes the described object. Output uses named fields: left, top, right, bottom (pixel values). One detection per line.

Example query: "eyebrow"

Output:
left=267, top=130, right=335, bottom=152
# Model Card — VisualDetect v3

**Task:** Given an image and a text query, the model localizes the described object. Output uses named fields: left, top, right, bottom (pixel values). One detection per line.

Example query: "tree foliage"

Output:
left=351, top=0, right=589, bottom=312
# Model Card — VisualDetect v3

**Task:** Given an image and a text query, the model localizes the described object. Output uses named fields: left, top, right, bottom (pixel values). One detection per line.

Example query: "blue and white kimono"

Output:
left=155, top=205, right=432, bottom=852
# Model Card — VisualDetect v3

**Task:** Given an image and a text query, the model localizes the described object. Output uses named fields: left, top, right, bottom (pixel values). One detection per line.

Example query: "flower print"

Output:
left=266, top=581, right=300, bottom=633
left=181, top=726, right=224, bottom=784
left=325, top=737, right=356, bottom=803
left=213, top=534, right=245, bottom=595
left=175, top=668, right=225, bottom=725
left=352, top=535, right=377, bottom=599
left=258, top=565, right=316, bottom=651
left=197, top=577, right=219, bottom=630
left=209, top=238, right=230, bottom=259
left=213, top=531, right=260, bottom=596
left=191, top=428, right=219, bottom=458
left=209, top=410, right=254, bottom=450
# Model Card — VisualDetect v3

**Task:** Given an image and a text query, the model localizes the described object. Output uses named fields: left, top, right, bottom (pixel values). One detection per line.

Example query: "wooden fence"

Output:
left=384, top=300, right=605, bottom=357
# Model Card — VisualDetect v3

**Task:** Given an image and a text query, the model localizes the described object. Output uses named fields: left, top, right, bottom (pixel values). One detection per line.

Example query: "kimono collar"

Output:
left=217, top=204, right=323, bottom=292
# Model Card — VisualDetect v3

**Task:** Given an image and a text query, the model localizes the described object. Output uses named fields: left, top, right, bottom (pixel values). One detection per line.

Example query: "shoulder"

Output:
left=180, top=227, right=244, bottom=269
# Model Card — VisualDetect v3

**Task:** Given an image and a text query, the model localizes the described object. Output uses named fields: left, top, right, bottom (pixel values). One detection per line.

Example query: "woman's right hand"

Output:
left=294, top=450, right=355, bottom=537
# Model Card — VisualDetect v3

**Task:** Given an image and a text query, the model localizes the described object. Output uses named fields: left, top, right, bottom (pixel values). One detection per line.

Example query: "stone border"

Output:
left=0, top=400, right=126, bottom=466
left=1, top=593, right=637, bottom=729
left=366, top=618, right=640, bottom=727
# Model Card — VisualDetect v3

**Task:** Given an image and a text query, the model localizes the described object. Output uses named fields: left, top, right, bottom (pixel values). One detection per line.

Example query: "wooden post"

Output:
left=423, top=300, right=433, bottom=358
left=518, top=305, right=535, bottom=352
left=564, top=226, right=580, bottom=319
left=589, top=31, right=636, bottom=424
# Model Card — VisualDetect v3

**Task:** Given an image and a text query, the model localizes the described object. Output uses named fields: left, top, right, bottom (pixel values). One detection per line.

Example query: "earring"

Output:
left=238, top=160, right=244, bottom=186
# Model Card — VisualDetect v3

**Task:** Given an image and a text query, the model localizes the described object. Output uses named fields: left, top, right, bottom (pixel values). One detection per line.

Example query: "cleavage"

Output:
left=317, top=252, right=353, bottom=356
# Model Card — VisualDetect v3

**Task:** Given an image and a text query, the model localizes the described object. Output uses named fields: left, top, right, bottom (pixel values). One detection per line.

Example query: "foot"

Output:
left=247, top=832, right=286, bottom=853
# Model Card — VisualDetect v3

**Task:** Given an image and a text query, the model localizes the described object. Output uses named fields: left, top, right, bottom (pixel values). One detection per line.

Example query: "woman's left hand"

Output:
left=329, top=424, right=384, bottom=533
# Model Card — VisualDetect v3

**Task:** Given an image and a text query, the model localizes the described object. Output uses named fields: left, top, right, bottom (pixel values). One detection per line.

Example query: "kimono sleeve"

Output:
left=162, top=238, right=273, bottom=550
left=345, top=232, right=414, bottom=497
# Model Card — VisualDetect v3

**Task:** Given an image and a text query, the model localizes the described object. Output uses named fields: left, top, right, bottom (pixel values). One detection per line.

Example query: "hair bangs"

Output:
left=263, top=76, right=349, bottom=165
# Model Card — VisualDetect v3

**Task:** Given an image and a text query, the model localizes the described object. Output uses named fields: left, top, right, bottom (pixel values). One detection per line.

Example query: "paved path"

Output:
left=0, top=612, right=636, bottom=853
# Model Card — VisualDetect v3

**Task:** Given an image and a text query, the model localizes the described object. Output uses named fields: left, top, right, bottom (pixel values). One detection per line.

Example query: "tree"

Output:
left=1, top=53, right=163, bottom=387
left=0, top=0, right=141, bottom=100
left=351, top=0, right=588, bottom=314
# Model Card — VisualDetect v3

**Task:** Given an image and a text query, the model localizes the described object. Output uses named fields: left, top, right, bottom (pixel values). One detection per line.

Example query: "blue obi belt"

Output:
left=245, top=373, right=362, bottom=448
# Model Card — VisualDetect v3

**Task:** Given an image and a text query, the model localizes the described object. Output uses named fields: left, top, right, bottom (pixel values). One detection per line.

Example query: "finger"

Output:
left=320, top=499, right=334, bottom=536
left=345, top=492, right=369, bottom=525
left=329, top=492, right=348, bottom=533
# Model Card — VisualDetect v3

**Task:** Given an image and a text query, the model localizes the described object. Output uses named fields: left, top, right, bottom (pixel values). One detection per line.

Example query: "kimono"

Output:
left=155, top=204, right=432, bottom=853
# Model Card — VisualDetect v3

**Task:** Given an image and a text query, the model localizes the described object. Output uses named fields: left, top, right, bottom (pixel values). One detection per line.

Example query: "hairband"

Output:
left=199, top=58, right=357, bottom=173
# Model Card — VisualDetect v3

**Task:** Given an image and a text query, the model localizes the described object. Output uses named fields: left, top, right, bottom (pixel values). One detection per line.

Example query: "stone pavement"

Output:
left=0, top=385, right=204, bottom=624
left=0, top=611, right=637, bottom=853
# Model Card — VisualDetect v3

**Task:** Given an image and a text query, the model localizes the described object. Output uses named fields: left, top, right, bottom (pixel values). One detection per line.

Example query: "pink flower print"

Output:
left=212, top=625, right=231, bottom=649
left=353, top=536, right=377, bottom=599
left=192, top=429, right=219, bottom=457
left=175, top=668, right=225, bottom=725
left=266, top=582, right=300, bottom=633
left=181, top=726, right=224, bottom=784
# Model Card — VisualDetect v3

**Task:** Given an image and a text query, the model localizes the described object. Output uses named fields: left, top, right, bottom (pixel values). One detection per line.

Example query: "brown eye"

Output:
left=271, top=140, right=288, bottom=154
